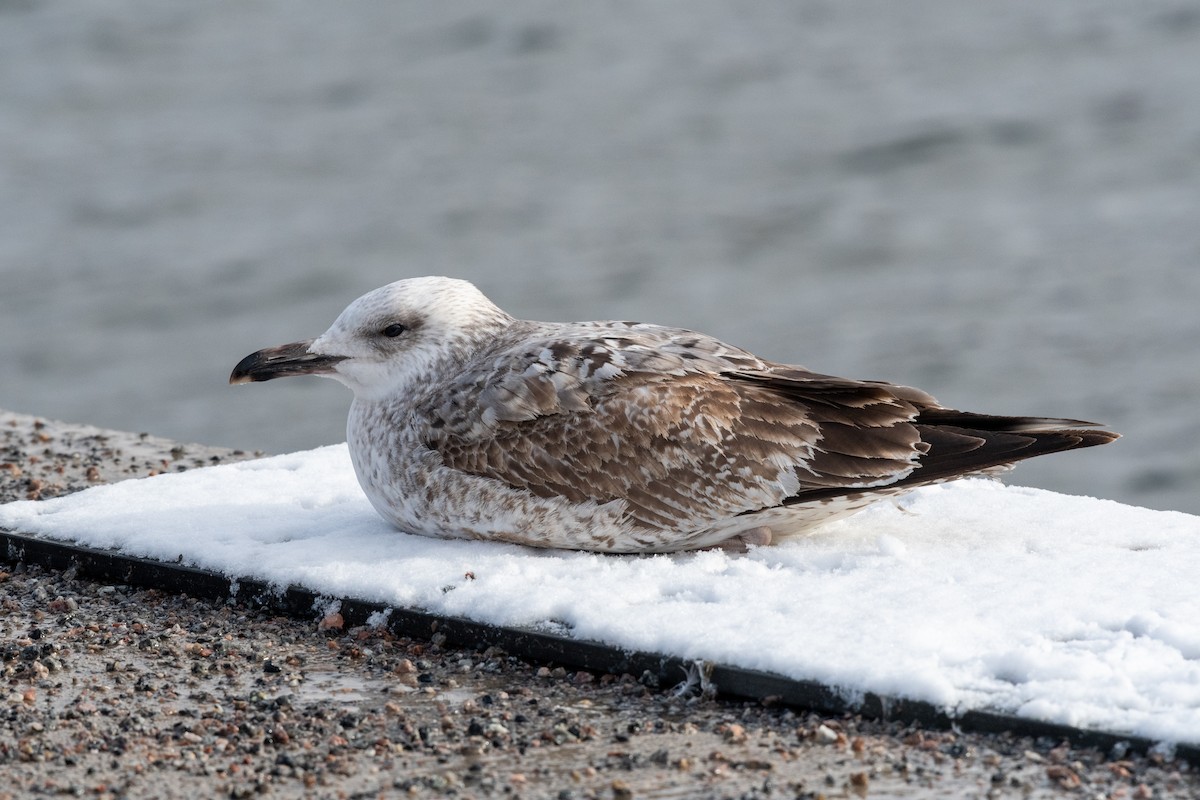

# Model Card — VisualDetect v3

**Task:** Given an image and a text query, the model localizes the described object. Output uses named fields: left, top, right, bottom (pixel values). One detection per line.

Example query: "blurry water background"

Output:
left=1, top=1, right=1197, bottom=514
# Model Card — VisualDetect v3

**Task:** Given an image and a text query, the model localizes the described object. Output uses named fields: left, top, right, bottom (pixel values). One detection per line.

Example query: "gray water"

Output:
left=2, top=1, right=1198, bottom=514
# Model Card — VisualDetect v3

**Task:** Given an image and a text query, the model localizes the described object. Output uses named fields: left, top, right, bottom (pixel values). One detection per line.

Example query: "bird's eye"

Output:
left=380, top=323, right=407, bottom=338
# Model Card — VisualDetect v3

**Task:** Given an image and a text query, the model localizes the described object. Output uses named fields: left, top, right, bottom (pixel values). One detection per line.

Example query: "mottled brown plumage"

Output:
left=231, top=277, right=1119, bottom=552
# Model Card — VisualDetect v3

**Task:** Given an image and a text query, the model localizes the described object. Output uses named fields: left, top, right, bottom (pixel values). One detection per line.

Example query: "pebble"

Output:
left=815, top=723, right=840, bottom=744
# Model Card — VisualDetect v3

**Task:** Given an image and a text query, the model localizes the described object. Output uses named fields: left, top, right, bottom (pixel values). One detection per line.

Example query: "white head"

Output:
left=230, top=277, right=513, bottom=401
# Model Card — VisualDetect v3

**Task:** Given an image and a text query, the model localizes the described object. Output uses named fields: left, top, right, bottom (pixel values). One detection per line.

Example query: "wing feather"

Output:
left=423, top=328, right=1117, bottom=533
left=426, top=332, right=928, bottom=531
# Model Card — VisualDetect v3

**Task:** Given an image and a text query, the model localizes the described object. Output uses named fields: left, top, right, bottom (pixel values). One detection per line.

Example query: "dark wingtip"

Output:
left=1070, top=429, right=1121, bottom=448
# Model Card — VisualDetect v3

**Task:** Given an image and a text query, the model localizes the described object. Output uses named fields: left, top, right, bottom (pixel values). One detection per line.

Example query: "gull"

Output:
left=230, top=277, right=1118, bottom=553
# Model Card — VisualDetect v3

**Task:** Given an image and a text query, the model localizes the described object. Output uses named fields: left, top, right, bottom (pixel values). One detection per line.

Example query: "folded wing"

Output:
left=419, top=329, right=1114, bottom=533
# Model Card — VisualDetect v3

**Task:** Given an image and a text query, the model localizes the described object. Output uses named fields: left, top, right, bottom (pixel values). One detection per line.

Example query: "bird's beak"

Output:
left=229, top=340, right=347, bottom=384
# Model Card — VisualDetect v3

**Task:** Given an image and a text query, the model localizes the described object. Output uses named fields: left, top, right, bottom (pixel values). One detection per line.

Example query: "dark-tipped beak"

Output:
left=229, top=340, right=347, bottom=384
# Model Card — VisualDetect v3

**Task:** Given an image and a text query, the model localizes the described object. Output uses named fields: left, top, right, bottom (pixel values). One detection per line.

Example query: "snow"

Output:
left=2, top=444, right=1199, bottom=745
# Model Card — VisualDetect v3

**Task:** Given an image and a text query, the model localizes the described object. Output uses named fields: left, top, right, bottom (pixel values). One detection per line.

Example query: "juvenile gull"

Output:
left=230, top=277, right=1118, bottom=553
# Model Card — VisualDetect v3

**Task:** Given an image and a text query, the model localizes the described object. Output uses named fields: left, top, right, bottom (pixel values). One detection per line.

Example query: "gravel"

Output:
left=1, top=409, right=1195, bottom=799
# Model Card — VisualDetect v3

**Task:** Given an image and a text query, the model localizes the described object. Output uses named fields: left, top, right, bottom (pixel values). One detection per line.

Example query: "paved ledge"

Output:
left=3, top=528, right=1197, bottom=769
left=2, top=409, right=1196, bottom=798
left=0, top=410, right=258, bottom=503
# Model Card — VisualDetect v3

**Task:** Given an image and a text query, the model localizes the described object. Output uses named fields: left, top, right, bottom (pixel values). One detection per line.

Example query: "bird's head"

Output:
left=230, top=276, right=513, bottom=401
